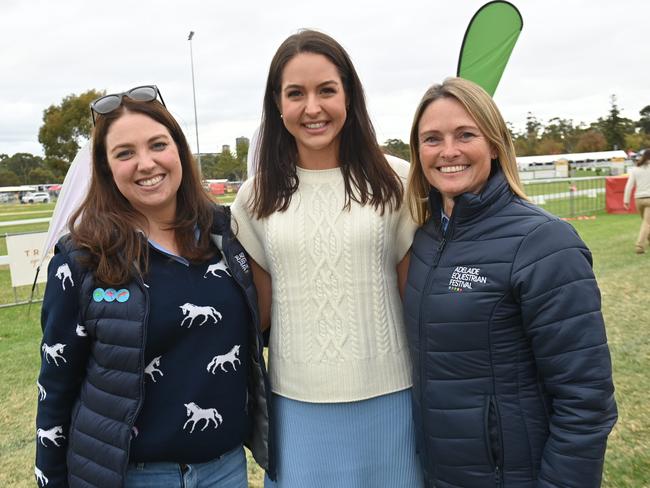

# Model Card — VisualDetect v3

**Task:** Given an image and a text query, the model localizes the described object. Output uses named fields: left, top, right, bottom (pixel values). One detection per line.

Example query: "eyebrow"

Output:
left=109, top=133, right=170, bottom=153
left=419, top=125, right=480, bottom=136
left=283, top=79, right=340, bottom=91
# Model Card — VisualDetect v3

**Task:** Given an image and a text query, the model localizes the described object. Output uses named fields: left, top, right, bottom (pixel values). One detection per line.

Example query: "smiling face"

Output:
left=279, top=52, right=347, bottom=168
left=105, top=111, right=182, bottom=223
left=418, top=97, right=495, bottom=213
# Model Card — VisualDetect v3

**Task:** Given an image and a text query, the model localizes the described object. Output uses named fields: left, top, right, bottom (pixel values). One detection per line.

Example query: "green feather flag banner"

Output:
left=457, top=1, right=523, bottom=96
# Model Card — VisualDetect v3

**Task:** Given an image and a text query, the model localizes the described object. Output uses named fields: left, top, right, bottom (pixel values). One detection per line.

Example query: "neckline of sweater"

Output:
left=296, top=165, right=344, bottom=183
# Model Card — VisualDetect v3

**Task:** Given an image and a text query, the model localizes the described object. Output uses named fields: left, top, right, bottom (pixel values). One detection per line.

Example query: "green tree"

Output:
left=381, top=138, right=410, bottom=161
left=624, top=132, right=650, bottom=153
left=199, top=153, right=219, bottom=179
left=0, top=169, right=20, bottom=186
left=536, top=138, right=564, bottom=155
left=512, top=112, right=541, bottom=156
left=638, top=105, right=650, bottom=135
left=235, top=137, right=250, bottom=164
left=541, top=117, right=583, bottom=153
left=216, top=148, right=246, bottom=181
left=597, top=95, right=634, bottom=150
left=28, top=167, right=56, bottom=184
left=574, top=130, right=608, bottom=153
left=44, top=157, right=70, bottom=181
left=4, top=152, right=43, bottom=184
left=38, top=89, right=104, bottom=170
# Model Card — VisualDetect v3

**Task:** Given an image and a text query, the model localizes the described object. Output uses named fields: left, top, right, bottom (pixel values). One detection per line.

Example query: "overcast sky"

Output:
left=1, top=0, right=648, bottom=157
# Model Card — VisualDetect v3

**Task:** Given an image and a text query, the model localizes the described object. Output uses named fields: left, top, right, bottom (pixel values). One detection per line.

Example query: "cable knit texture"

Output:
left=231, top=158, right=416, bottom=402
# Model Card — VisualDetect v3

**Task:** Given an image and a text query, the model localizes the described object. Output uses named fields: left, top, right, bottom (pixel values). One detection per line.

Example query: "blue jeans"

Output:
left=125, top=445, right=247, bottom=488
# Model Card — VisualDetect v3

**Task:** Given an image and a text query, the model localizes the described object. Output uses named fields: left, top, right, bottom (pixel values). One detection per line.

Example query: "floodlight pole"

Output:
left=188, top=31, right=201, bottom=171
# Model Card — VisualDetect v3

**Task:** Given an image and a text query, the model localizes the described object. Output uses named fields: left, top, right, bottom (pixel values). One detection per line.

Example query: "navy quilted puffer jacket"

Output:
left=404, top=171, right=617, bottom=488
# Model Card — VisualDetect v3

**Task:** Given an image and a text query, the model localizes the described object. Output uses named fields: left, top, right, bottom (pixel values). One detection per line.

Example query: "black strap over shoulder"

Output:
left=211, top=203, right=231, bottom=236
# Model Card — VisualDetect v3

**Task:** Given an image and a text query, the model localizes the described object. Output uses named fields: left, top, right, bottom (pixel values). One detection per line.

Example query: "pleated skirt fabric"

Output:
left=264, top=388, right=424, bottom=488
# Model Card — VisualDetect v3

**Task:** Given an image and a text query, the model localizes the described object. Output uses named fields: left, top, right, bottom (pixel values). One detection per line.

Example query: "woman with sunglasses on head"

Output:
left=231, top=30, right=423, bottom=487
left=403, top=77, right=617, bottom=487
left=34, top=86, right=274, bottom=487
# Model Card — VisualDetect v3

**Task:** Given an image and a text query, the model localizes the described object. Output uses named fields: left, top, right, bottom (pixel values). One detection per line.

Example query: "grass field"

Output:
left=1, top=207, right=648, bottom=487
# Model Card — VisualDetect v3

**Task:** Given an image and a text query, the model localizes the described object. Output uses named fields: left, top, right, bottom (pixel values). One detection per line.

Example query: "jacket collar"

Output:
left=427, top=168, right=513, bottom=227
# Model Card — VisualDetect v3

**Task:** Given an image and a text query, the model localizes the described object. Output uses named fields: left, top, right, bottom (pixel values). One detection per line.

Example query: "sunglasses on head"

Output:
left=90, top=85, right=166, bottom=125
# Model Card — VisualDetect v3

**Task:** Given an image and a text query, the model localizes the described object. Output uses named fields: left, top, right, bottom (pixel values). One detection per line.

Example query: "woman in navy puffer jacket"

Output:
left=403, top=77, right=617, bottom=488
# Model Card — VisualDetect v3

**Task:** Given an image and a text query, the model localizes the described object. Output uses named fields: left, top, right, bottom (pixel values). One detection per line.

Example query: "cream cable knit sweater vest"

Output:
left=232, top=158, right=417, bottom=402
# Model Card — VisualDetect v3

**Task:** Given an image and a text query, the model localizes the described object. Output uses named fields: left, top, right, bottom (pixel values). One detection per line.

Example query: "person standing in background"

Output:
left=624, top=149, right=650, bottom=254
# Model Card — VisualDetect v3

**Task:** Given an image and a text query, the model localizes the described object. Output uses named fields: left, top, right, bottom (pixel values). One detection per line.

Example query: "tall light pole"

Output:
left=188, top=31, right=201, bottom=170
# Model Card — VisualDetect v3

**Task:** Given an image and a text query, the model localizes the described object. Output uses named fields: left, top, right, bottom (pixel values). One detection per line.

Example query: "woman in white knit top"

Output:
left=624, top=149, right=650, bottom=253
left=231, top=30, right=423, bottom=487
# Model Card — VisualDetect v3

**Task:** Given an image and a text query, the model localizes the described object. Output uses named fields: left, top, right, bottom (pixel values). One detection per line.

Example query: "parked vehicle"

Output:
left=21, top=192, right=50, bottom=204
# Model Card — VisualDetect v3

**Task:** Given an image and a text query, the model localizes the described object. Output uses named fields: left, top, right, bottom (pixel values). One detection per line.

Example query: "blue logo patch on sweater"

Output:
left=92, top=287, right=130, bottom=302
left=448, top=266, right=488, bottom=292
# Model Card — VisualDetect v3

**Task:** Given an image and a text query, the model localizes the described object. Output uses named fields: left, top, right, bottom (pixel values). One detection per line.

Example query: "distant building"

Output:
left=236, top=136, right=249, bottom=148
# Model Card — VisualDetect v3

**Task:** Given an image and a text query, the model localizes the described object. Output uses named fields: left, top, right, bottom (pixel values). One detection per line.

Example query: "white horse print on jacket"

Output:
left=179, top=303, right=222, bottom=328
left=37, top=380, right=47, bottom=401
left=42, top=343, right=67, bottom=366
left=37, top=425, right=65, bottom=447
left=55, top=263, right=74, bottom=290
left=145, top=356, right=164, bottom=382
left=183, top=402, right=223, bottom=433
left=75, top=324, right=87, bottom=337
left=207, top=345, right=241, bottom=374
left=203, top=260, right=231, bottom=278
left=35, top=466, right=49, bottom=486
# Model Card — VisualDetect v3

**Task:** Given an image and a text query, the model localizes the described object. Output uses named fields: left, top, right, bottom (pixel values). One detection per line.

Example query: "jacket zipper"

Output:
left=123, top=273, right=149, bottom=480
left=220, top=229, right=274, bottom=477
left=416, top=223, right=449, bottom=475
left=485, top=395, right=504, bottom=487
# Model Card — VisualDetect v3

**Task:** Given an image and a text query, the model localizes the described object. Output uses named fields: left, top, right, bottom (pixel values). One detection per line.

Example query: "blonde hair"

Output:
left=407, top=77, right=526, bottom=225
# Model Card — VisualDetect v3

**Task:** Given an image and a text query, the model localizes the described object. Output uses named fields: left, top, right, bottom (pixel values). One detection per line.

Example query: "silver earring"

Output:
left=280, top=113, right=283, bottom=119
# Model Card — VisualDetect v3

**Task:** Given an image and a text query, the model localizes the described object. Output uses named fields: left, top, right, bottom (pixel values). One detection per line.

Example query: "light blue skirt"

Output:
left=265, top=389, right=424, bottom=488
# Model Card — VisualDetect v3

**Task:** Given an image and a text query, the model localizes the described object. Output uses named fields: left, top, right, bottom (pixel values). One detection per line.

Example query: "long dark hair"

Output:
left=637, top=149, right=650, bottom=167
left=252, top=29, right=403, bottom=218
left=69, top=98, right=215, bottom=285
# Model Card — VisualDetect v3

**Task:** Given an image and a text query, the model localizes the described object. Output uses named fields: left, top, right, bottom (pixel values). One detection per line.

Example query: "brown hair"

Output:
left=637, top=149, right=650, bottom=167
left=69, top=98, right=215, bottom=285
left=251, top=29, right=403, bottom=218
left=407, top=77, right=526, bottom=225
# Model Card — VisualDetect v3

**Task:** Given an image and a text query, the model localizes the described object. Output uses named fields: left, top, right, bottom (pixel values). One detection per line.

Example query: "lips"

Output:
left=438, top=165, right=469, bottom=174
left=302, top=121, right=328, bottom=130
left=137, top=174, right=165, bottom=187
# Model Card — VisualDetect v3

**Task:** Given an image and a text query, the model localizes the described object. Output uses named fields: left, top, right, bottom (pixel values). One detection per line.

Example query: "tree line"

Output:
left=1, top=91, right=649, bottom=187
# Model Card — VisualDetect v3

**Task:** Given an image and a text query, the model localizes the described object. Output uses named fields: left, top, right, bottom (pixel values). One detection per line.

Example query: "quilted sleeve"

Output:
left=511, top=219, right=617, bottom=488
left=35, top=247, right=91, bottom=487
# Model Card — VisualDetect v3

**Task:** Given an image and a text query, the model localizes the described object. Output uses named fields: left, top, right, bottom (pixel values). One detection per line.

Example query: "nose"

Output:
left=304, top=94, right=321, bottom=117
left=137, top=151, right=157, bottom=172
left=440, top=137, right=460, bottom=160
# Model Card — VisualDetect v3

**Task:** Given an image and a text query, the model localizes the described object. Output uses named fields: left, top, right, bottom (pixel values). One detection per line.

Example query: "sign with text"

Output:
left=6, top=232, right=54, bottom=287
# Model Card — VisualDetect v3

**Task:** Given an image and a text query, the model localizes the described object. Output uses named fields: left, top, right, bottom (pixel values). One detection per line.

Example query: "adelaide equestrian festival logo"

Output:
left=448, top=266, right=488, bottom=292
